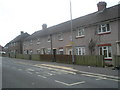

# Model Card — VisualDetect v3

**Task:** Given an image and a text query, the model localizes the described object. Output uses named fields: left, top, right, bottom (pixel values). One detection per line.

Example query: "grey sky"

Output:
left=0, top=0, right=119, bottom=46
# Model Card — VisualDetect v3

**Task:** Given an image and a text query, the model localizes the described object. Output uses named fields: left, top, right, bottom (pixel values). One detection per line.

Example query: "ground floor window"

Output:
left=47, top=48, right=51, bottom=54
left=58, top=48, right=64, bottom=55
left=99, top=46, right=112, bottom=59
left=76, top=47, right=85, bottom=55
left=40, top=48, right=46, bottom=54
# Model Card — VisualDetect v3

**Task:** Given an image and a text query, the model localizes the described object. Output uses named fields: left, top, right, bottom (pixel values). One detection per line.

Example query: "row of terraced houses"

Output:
left=4, top=2, right=120, bottom=64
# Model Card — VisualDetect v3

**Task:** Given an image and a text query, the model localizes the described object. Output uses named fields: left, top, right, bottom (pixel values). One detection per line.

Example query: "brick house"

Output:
left=0, top=45, right=3, bottom=54
left=23, top=2, right=120, bottom=64
left=4, top=31, right=30, bottom=54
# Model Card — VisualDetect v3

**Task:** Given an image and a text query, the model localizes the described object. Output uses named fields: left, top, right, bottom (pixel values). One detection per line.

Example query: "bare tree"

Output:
left=88, top=38, right=96, bottom=55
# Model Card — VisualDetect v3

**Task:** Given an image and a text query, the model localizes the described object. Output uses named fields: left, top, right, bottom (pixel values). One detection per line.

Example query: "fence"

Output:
left=4, top=53, right=105, bottom=67
left=56, top=55, right=72, bottom=64
left=113, top=55, right=120, bottom=67
left=76, top=55, right=104, bottom=67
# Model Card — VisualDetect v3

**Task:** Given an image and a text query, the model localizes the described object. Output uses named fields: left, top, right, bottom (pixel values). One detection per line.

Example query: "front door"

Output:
left=53, top=49, right=56, bottom=62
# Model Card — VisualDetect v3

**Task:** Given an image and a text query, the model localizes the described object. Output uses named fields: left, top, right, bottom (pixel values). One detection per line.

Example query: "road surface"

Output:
left=2, top=57, right=119, bottom=88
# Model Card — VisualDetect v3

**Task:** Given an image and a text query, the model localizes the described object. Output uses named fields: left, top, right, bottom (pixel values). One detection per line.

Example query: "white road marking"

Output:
left=51, top=71, right=65, bottom=75
left=46, top=72, right=54, bottom=76
left=81, top=74, right=102, bottom=78
left=55, top=80, right=85, bottom=86
left=27, top=71, right=33, bottom=74
left=18, top=69, right=22, bottom=71
left=35, top=72, right=39, bottom=74
left=78, top=70, right=119, bottom=80
left=27, top=69, right=34, bottom=71
left=38, top=75, right=47, bottom=78
left=81, top=74, right=119, bottom=82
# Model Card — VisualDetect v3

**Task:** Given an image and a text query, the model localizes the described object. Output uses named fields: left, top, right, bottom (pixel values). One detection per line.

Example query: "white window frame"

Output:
left=58, top=48, right=64, bottom=55
left=37, top=39, right=41, bottom=45
left=98, top=23, right=110, bottom=34
left=99, top=46, right=112, bottom=59
left=76, top=47, right=85, bottom=55
left=58, top=32, right=63, bottom=41
left=76, top=28, right=85, bottom=38
left=47, top=36, right=51, bottom=42
left=30, top=40, right=33, bottom=44
left=47, top=48, right=51, bottom=54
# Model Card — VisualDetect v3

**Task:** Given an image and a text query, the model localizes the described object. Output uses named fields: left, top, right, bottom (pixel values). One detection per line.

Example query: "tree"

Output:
left=88, top=38, right=96, bottom=55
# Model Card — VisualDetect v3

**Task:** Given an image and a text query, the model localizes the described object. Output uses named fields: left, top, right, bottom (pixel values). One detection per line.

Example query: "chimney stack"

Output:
left=97, top=1, right=107, bottom=11
left=42, top=24, right=47, bottom=30
left=21, top=31, right=24, bottom=35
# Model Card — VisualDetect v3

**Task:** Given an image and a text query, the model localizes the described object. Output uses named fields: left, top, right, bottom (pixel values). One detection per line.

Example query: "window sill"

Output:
left=58, top=39, right=63, bottom=41
left=76, top=35, right=85, bottom=39
left=104, top=58, right=112, bottom=60
left=98, top=32, right=111, bottom=35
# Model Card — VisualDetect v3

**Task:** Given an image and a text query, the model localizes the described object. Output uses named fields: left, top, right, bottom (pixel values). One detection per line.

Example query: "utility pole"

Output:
left=50, top=34, right=53, bottom=62
left=70, top=0, right=75, bottom=64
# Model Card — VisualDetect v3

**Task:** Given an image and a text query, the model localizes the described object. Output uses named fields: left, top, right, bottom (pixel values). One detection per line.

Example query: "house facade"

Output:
left=0, top=45, right=3, bottom=54
left=4, top=31, right=30, bottom=54
left=23, top=2, right=120, bottom=64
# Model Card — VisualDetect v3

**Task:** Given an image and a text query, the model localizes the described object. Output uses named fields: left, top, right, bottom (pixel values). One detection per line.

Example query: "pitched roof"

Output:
left=5, top=33, right=30, bottom=46
left=25, top=4, right=120, bottom=41
left=0, top=45, right=3, bottom=48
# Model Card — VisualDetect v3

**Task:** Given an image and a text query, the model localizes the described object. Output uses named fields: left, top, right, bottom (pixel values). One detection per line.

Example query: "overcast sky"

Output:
left=0, top=0, right=119, bottom=46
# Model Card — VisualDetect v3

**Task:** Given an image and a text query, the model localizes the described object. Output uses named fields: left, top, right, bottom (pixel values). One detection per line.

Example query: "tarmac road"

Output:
left=2, top=57, right=119, bottom=88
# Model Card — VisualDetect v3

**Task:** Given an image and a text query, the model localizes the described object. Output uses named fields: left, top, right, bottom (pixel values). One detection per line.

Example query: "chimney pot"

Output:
left=21, top=31, right=24, bottom=34
left=97, top=1, right=107, bottom=11
left=42, top=24, right=47, bottom=30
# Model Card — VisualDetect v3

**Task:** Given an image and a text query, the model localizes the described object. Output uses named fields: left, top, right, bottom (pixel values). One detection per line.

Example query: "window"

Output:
left=30, top=40, right=33, bottom=44
left=37, top=39, right=40, bottom=45
left=58, top=32, right=63, bottom=41
left=76, top=28, right=85, bottom=37
left=41, top=48, right=46, bottom=54
left=29, top=50, right=33, bottom=54
left=58, top=48, right=64, bottom=55
left=47, top=48, right=51, bottom=54
left=76, top=47, right=85, bottom=55
left=98, top=24, right=110, bottom=34
left=99, top=46, right=112, bottom=59
left=37, top=49, right=40, bottom=54
left=14, top=43, right=16, bottom=46
left=48, top=36, right=51, bottom=42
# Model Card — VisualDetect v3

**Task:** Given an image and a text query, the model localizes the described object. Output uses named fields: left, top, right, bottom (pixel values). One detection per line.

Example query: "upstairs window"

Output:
left=98, top=24, right=110, bottom=34
left=58, top=32, right=63, bottom=41
left=76, top=28, right=85, bottom=38
left=48, top=35, right=51, bottom=42
left=30, top=40, right=33, bottom=44
left=37, top=39, right=40, bottom=45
